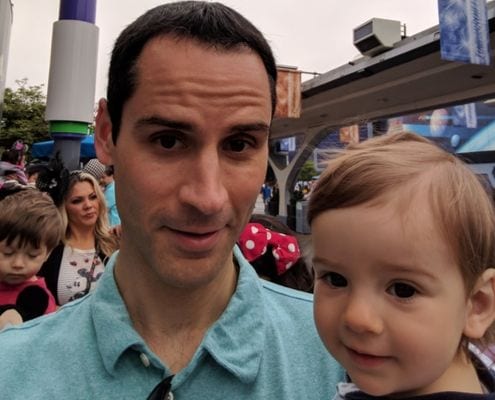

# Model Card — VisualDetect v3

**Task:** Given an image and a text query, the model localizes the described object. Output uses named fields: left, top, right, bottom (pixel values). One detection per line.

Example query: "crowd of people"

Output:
left=0, top=147, right=121, bottom=312
left=0, top=2, right=494, bottom=399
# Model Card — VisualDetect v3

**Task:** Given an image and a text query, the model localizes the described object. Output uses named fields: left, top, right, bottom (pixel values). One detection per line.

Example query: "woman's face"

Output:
left=65, top=181, right=100, bottom=229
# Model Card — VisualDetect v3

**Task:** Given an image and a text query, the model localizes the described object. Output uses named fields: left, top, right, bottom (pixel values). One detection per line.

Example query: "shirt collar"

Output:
left=91, top=247, right=266, bottom=383
left=91, top=252, right=146, bottom=377
left=200, top=245, right=265, bottom=383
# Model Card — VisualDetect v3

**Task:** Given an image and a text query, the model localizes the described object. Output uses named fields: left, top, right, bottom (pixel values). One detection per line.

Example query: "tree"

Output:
left=297, top=159, right=317, bottom=181
left=0, top=78, right=50, bottom=149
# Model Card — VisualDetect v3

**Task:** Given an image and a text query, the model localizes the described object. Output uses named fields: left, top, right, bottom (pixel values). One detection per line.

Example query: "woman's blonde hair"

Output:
left=60, top=171, right=118, bottom=258
left=308, top=131, right=495, bottom=347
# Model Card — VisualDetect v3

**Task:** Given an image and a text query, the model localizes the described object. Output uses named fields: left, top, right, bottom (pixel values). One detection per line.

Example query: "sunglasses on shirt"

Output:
left=147, top=375, right=174, bottom=400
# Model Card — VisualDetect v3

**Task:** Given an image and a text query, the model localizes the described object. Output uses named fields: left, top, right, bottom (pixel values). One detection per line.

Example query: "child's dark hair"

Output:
left=248, top=214, right=314, bottom=292
left=0, top=188, right=63, bottom=251
left=1, top=149, right=21, bottom=165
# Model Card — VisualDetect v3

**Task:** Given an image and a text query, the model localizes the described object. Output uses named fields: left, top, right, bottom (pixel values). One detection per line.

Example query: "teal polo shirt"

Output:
left=0, top=247, right=343, bottom=399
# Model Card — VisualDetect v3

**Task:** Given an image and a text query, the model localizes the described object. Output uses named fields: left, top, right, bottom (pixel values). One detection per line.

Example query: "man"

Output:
left=100, top=165, right=121, bottom=227
left=0, top=2, right=342, bottom=398
left=82, top=158, right=106, bottom=182
left=261, top=182, right=272, bottom=213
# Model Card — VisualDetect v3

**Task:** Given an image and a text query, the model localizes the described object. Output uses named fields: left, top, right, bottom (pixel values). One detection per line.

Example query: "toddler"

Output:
left=0, top=187, right=63, bottom=329
left=308, top=132, right=495, bottom=398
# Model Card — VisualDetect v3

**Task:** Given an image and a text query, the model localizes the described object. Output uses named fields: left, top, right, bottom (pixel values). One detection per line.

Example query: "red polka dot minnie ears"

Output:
left=238, top=222, right=301, bottom=275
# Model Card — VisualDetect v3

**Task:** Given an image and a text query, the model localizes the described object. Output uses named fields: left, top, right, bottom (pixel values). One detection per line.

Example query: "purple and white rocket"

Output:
left=45, top=0, right=98, bottom=170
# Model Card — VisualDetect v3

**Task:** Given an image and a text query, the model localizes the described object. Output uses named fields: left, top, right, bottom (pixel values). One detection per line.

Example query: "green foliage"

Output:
left=0, top=78, right=50, bottom=150
left=297, top=159, right=317, bottom=181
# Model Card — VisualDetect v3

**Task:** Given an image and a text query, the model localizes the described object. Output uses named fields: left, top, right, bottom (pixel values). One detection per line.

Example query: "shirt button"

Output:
left=139, top=353, right=151, bottom=367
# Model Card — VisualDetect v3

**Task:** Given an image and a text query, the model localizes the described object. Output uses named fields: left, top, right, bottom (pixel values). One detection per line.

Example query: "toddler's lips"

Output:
left=346, top=346, right=391, bottom=368
left=5, top=274, right=27, bottom=283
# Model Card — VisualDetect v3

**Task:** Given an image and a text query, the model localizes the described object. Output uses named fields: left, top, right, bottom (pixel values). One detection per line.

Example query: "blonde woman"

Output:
left=39, top=171, right=119, bottom=305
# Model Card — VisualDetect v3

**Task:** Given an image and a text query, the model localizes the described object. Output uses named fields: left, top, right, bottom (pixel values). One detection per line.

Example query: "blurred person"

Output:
left=11, top=139, right=28, bottom=168
left=82, top=158, right=106, bottom=181
left=0, top=149, right=27, bottom=185
left=38, top=171, right=119, bottom=305
left=25, top=163, right=47, bottom=186
left=100, top=165, right=121, bottom=226
left=239, top=213, right=314, bottom=292
left=261, top=182, right=272, bottom=212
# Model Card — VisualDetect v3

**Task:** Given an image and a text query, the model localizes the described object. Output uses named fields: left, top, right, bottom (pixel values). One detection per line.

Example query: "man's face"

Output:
left=96, top=36, right=272, bottom=290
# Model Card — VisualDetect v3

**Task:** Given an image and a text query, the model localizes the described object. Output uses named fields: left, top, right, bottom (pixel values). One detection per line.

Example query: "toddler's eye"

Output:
left=388, top=282, right=417, bottom=298
left=323, top=272, right=348, bottom=288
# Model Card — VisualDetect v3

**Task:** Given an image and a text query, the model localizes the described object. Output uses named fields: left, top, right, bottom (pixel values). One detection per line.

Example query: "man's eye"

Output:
left=323, top=272, right=348, bottom=288
left=388, top=282, right=417, bottom=299
left=159, top=135, right=179, bottom=149
left=226, top=138, right=250, bottom=152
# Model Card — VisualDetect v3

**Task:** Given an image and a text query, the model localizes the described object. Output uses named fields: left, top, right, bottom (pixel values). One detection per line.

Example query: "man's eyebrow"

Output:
left=231, top=122, right=271, bottom=133
left=135, top=116, right=193, bottom=131
left=135, top=117, right=270, bottom=134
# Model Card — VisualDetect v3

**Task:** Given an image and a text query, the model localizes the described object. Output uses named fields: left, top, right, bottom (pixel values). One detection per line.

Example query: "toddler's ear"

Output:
left=463, top=268, right=495, bottom=339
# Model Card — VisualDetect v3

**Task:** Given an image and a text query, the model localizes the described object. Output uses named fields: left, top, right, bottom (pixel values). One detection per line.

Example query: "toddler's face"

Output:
left=0, top=239, right=49, bottom=285
left=311, top=199, right=471, bottom=397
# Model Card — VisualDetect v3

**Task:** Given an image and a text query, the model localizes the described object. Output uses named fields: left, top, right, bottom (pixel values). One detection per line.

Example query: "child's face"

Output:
left=312, top=197, right=473, bottom=397
left=0, top=239, right=49, bottom=285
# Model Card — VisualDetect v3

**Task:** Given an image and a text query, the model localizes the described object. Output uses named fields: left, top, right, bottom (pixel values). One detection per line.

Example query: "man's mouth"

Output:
left=169, top=227, right=223, bottom=253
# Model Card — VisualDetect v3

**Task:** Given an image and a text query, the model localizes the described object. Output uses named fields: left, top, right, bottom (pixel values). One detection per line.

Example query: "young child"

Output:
left=0, top=187, right=63, bottom=329
left=308, top=132, right=495, bottom=399
left=238, top=214, right=314, bottom=292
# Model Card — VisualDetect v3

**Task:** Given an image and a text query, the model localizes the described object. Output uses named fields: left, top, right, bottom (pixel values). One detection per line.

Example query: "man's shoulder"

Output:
left=0, top=296, right=92, bottom=360
left=258, top=280, right=317, bottom=329
left=260, top=279, right=313, bottom=306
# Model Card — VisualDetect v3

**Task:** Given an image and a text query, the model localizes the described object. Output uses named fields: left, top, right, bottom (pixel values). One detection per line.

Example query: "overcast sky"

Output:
left=6, top=0, right=440, bottom=100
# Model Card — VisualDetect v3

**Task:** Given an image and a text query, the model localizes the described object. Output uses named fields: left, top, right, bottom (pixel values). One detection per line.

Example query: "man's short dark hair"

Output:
left=107, top=1, right=277, bottom=142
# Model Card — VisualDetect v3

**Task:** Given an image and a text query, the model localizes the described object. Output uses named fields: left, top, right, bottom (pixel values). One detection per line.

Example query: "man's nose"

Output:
left=178, top=150, right=228, bottom=215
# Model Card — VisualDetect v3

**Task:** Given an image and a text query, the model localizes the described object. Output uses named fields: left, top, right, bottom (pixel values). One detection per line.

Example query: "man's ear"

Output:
left=463, top=268, right=495, bottom=339
left=94, top=98, right=115, bottom=166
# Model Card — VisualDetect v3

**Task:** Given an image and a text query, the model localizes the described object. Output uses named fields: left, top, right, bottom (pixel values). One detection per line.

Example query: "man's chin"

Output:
left=151, top=251, right=236, bottom=288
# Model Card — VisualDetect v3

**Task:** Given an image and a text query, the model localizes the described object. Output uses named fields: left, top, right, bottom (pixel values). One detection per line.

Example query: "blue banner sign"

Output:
left=438, top=0, right=491, bottom=65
